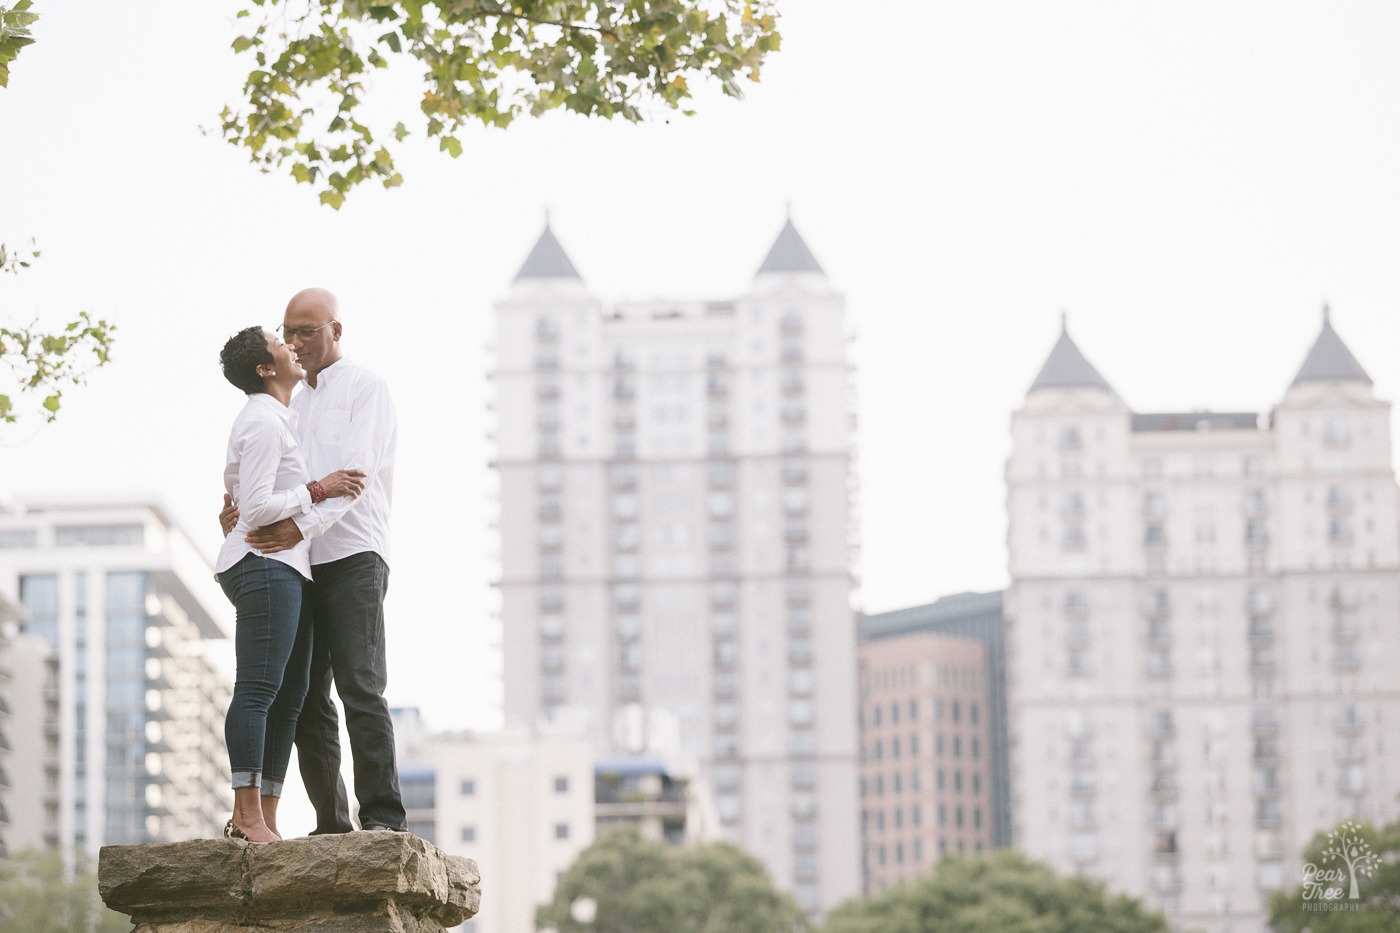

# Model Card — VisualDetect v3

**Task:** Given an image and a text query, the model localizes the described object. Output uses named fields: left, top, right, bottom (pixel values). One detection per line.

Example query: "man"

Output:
left=223, top=287, right=406, bottom=833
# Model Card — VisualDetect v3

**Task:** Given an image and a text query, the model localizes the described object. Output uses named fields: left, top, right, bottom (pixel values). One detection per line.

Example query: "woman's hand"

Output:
left=318, top=469, right=367, bottom=498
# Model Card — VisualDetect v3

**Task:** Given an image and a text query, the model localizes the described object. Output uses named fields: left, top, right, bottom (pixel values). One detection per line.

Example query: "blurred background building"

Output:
left=1006, top=312, right=1400, bottom=932
left=857, top=591, right=1008, bottom=894
left=0, top=502, right=231, bottom=863
left=492, top=219, right=861, bottom=913
left=393, top=707, right=595, bottom=933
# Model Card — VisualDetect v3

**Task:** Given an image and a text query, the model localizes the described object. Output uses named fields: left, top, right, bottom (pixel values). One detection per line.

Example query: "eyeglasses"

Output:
left=280, top=321, right=338, bottom=341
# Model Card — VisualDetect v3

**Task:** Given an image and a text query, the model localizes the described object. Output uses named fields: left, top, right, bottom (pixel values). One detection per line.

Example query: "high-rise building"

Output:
left=0, top=502, right=233, bottom=859
left=493, top=219, right=860, bottom=912
left=393, top=708, right=596, bottom=933
left=0, top=590, right=28, bottom=856
left=1006, top=312, right=1400, bottom=932
left=860, top=591, right=1010, bottom=850
left=857, top=622, right=992, bottom=893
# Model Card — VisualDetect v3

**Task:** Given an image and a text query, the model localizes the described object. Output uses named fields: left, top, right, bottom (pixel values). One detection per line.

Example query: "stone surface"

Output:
left=100, top=833, right=480, bottom=933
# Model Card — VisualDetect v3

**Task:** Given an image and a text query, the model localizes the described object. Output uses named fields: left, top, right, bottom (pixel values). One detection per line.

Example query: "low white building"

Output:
left=0, top=501, right=232, bottom=859
left=394, top=709, right=596, bottom=933
left=1007, top=312, right=1400, bottom=932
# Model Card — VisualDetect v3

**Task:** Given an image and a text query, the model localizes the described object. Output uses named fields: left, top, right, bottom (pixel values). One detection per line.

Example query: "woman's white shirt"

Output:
left=215, top=392, right=314, bottom=579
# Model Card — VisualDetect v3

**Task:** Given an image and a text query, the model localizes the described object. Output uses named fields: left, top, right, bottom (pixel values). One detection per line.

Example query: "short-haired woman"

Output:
left=215, top=326, right=364, bottom=842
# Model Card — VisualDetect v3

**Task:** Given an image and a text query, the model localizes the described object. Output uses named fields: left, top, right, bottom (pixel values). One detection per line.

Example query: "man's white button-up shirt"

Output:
left=291, top=358, right=397, bottom=567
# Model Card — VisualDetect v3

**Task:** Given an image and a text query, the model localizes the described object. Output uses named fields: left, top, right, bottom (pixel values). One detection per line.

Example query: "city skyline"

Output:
left=4, top=2, right=1400, bottom=736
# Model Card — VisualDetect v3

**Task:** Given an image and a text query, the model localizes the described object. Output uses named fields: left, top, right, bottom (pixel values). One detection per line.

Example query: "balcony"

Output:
left=1332, top=616, right=1360, bottom=641
left=1333, top=709, right=1363, bottom=734
left=1248, top=616, right=1273, bottom=643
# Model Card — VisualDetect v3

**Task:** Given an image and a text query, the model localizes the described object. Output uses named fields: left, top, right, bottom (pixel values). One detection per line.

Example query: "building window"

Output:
left=401, top=773, right=436, bottom=810
left=461, top=826, right=476, bottom=843
left=555, top=823, right=570, bottom=840
left=554, top=776, right=569, bottom=794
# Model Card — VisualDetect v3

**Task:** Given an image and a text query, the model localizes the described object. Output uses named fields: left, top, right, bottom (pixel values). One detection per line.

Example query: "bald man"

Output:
left=225, top=288, right=406, bottom=833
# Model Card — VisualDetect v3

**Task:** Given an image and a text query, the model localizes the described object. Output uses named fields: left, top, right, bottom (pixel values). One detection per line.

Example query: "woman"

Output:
left=215, top=326, right=364, bottom=842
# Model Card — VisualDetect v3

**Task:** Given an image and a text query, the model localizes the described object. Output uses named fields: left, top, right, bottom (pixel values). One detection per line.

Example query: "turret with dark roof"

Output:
left=756, top=218, right=824, bottom=276
left=1028, top=315, right=1115, bottom=393
left=514, top=224, right=581, bottom=282
left=1290, top=306, right=1371, bottom=386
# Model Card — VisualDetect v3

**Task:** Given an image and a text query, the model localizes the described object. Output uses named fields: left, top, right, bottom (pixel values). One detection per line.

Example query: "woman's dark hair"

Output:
left=220, top=326, right=273, bottom=395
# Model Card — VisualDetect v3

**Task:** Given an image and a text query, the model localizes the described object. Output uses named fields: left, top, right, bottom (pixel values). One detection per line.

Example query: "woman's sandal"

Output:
left=224, top=820, right=271, bottom=843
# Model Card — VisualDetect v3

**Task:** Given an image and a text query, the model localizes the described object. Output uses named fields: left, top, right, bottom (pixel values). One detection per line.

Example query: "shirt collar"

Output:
left=248, top=392, right=295, bottom=422
left=303, top=357, right=351, bottom=392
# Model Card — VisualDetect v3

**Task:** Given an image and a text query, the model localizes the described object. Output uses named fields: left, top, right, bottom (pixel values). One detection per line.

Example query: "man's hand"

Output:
left=220, top=494, right=239, bottom=537
left=245, top=518, right=305, bottom=554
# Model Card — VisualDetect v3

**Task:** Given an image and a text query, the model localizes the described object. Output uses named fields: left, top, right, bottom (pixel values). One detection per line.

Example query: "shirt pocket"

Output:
left=314, top=408, right=352, bottom=448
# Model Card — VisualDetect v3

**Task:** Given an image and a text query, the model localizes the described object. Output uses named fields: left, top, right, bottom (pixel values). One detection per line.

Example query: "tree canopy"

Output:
left=536, top=827, right=809, bottom=933
left=0, top=849, right=129, bottom=933
left=822, top=851, right=1170, bottom=933
left=1270, top=817, right=1400, bottom=932
left=221, top=0, right=782, bottom=207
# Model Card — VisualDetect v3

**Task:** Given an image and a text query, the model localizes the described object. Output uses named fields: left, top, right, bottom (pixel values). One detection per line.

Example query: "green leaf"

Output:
left=318, top=189, right=345, bottom=209
left=219, top=0, right=785, bottom=206
left=42, top=394, right=60, bottom=414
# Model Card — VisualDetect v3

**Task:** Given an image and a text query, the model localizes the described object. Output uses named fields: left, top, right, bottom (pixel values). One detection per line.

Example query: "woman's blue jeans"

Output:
left=217, top=553, right=313, bottom=796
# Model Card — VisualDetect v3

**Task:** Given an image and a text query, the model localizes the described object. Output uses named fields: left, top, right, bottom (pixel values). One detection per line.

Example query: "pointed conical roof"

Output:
left=1029, top=317, right=1113, bottom=393
left=1291, top=307, right=1371, bottom=386
left=514, top=225, right=581, bottom=281
left=756, top=219, right=824, bottom=276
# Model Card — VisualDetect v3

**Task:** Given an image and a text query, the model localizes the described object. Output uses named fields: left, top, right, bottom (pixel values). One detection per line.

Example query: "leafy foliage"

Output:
left=822, top=851, right=1170, bottom=933
left=536, top=827, right=809, bottom=933
left=1270, top=817, right=1400, bottom=932
left=220, top=0, right=782, bottom=207
left=0, top=243, right=116, bottom=425
left=0, top=0, right=37, bottom=88
left=0, top=849, right=129, bottom=933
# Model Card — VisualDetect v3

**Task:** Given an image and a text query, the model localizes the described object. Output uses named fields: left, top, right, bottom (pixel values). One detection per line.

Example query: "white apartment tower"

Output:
left=493, top=220, right=860, bottom=913
left=1007, top=311, right=1400, bottom=932
left=0, top=502, right=233, bottom=858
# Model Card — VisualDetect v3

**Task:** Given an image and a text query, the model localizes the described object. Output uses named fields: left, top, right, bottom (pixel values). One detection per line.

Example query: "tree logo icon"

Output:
left=1303, top=820, right=1380, bottom=903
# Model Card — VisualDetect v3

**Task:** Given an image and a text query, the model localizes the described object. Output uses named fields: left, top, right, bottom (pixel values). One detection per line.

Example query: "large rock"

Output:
left=99, top=833, right=480, bottom=933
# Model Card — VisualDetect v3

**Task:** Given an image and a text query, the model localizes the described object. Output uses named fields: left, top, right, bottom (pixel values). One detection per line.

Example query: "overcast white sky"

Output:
left=4, top=2, right=1400, bottom=739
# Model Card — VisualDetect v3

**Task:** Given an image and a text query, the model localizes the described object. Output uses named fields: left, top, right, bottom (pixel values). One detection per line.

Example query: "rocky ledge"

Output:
left=99, top=832, right=480, bottom=933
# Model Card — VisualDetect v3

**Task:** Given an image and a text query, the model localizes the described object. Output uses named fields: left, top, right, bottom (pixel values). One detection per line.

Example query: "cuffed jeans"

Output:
left=296, top=551, right=406, bottom=832
left=218, top=553, right=314, bottom=796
